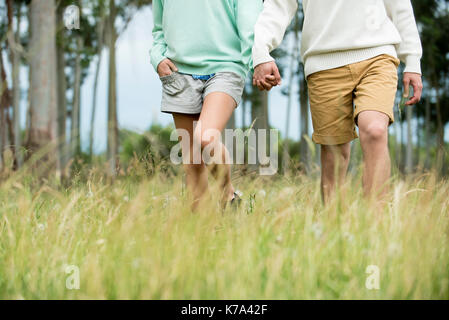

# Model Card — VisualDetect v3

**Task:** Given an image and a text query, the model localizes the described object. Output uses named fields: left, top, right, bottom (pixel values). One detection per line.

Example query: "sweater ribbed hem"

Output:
left=304, top=45, right=398, bottom=78
left=404, top=55, right=422, bottom=74
left=174, top=61, right=249, bottom=81
left=252, top=46, right=275, bottom=68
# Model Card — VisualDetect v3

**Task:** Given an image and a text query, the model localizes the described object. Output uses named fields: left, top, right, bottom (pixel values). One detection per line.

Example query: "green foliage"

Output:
left=119, top=124, right=178, bottom=177
left=0, top=171, right=448, bottom=299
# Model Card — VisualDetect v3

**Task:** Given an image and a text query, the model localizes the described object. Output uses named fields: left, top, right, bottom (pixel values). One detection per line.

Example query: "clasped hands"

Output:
left=253, top=61, right=282, bottom=91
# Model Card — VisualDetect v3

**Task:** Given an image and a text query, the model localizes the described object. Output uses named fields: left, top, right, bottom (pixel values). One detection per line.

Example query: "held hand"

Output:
left=253, top=61, right=282, bottom=91
left=403, top=72, right=423, bottom=105
left=157, top=58, right=178, bottom=77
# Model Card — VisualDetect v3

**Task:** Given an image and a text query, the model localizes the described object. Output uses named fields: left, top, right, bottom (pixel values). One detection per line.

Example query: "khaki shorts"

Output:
left=160, top=72, right=245, bottom=114
left=307, top=54, right=400, bottom=145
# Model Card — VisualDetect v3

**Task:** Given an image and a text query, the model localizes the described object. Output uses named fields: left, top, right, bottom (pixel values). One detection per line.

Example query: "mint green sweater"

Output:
left=150, top=0, right=263, bottom=79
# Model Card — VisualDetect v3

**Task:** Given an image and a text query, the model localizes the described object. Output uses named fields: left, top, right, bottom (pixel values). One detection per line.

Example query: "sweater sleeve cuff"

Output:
left=150, top=51, right=166, bottom=73
left=403, top=55, right=422, bottom=75
left=252, top=47, right=275, bottom=68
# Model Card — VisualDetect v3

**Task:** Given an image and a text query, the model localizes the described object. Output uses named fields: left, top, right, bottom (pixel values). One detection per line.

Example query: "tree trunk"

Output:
left=242, top=98, right=248, bottom=129
left=7, top=0, right=21, bottom=169
left=107, top=0, right=119, bottom=176
left=56, top=3, right=68, bottom=176
left=405, top=106, right=413, bottom=173
left=424, top=96, right=431, bottom=169
left=251, top=90, right=269, bottom=131
left=1, top=48, right=15, bottom=171
left=27, top=0, right=58, bottom=171
left=0, top=50, right=7, bottom=169
left=71, top=35, right=83, bottom=159
left=250, top=89, right=269, bottom=168
left=90, top=7, right=106, bottom=158
left=282, top=21, right=299, bottom=174
left=415, top=107, right=421, bottom=168
left=434, top=85, right=445, bottom=176
left=299, top=63, right=309, bottom=171
left=400, top=118, right=405, bottom=173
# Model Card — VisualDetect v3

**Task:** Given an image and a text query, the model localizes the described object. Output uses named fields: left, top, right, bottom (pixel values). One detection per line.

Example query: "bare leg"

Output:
left=197, top=92, right=237, bottom=205
left=172, top=113, right=209, bottom=210
left=358, top=111, right=391, bottom=198
left=321, top=143, right=351, bottom=204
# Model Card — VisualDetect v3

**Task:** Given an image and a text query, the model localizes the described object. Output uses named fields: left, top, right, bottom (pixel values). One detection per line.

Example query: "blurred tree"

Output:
left=106, top=0, right=151, bottom=176
left=56, top=1, right=69, bottom=176
left=0, top=47, right=13, bottom=169
left=27, top=0, right=58, bottom=173
left=89, top=0, right=107, bottom=158
left=413, top=0, right=449, bottom=174
left=107, top=0, right=118, bottom=176
left=282, top=13, right=300, bottom=173
left=6, top=0, right=21, bottom=169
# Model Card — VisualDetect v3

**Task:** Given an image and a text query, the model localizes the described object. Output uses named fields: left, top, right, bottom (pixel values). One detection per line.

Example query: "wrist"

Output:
left=252, top=47, right=275, bottom=69
left=403, top=55, right=422, bottom=75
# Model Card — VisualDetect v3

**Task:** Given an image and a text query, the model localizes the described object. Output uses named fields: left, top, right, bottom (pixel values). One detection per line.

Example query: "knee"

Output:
left=184, top=163, right=206, bottom=175
left=193, top=130, right=216, bottom=151
left=322, top=144, right=351, bottom=165
left=340, top=145, right=351, bottom=163
left=200, top=137, right=215, bottom=151
left=360, top=122, right=388, bottom=143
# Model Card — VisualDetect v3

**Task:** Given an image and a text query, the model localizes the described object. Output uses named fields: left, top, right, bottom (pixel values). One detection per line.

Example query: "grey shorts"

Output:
left=160, top=72, right=245, bottom=114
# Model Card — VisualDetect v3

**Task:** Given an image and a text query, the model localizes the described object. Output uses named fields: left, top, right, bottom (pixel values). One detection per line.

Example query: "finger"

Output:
left=403, top=77, right=411, bottom=98
left=256, top=80, right=265, bottom=91
left=414, top=81, right=423, bottom=102
left=265, top=75, right=278, bottom=86
left=273, top=65, right=282, bottom=85
left=167, top=60, right=178, bottom=72
left=405, top=80, right=423, bottom=105
left=159, top=66, right=171, bottom=77
left=406, top=87, right=422, bottom=105
left=254, top=76, right=263, bottom=87
left=260, top=80, right=273, bottom=91
left=406, top=97, right=420, bottom=106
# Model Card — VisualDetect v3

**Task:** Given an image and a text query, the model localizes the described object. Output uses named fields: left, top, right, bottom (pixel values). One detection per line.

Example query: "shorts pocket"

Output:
left=160, top=73, right=186, bottom=96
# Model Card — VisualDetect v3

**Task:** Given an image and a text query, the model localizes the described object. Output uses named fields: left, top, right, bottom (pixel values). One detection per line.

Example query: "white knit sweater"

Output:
left=252, top=0, right=423, bottom=77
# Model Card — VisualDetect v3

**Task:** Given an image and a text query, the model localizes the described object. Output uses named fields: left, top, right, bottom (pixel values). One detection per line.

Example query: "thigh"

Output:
left=197, top=92, right=236, bottom=140
left=172, top=112, right=200, bottom=151
left=353, top=54, right=399, bottom=125
left=307, top=67, right=357, bottom=146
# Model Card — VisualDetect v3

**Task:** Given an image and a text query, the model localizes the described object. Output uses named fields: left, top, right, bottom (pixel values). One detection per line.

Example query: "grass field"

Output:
left=0, top=166, right=448, bottom=300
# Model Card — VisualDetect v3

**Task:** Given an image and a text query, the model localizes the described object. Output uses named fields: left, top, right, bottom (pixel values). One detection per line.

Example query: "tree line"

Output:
left=0, top=0, right=448, bottom=180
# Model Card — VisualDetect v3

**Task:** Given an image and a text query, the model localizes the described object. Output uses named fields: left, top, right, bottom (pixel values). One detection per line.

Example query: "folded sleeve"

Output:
left=252, top=0, right=298, bottom=67
left=384, top=0, right=423, bottom=74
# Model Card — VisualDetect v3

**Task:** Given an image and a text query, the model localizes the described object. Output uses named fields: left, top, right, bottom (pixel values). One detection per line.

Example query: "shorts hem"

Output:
left=161, top=107, right=202, bottom=115
left=204, top=89, right=242, bottom=107
left=312, top=132, right=358, bottom=145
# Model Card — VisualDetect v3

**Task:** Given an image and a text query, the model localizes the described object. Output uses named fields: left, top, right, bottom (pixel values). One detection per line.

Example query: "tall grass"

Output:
left=0, top=164, right=448, bottom=299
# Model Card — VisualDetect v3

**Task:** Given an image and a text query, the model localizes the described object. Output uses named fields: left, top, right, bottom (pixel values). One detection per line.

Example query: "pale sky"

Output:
left=5, top=6, right=447, bottom=154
